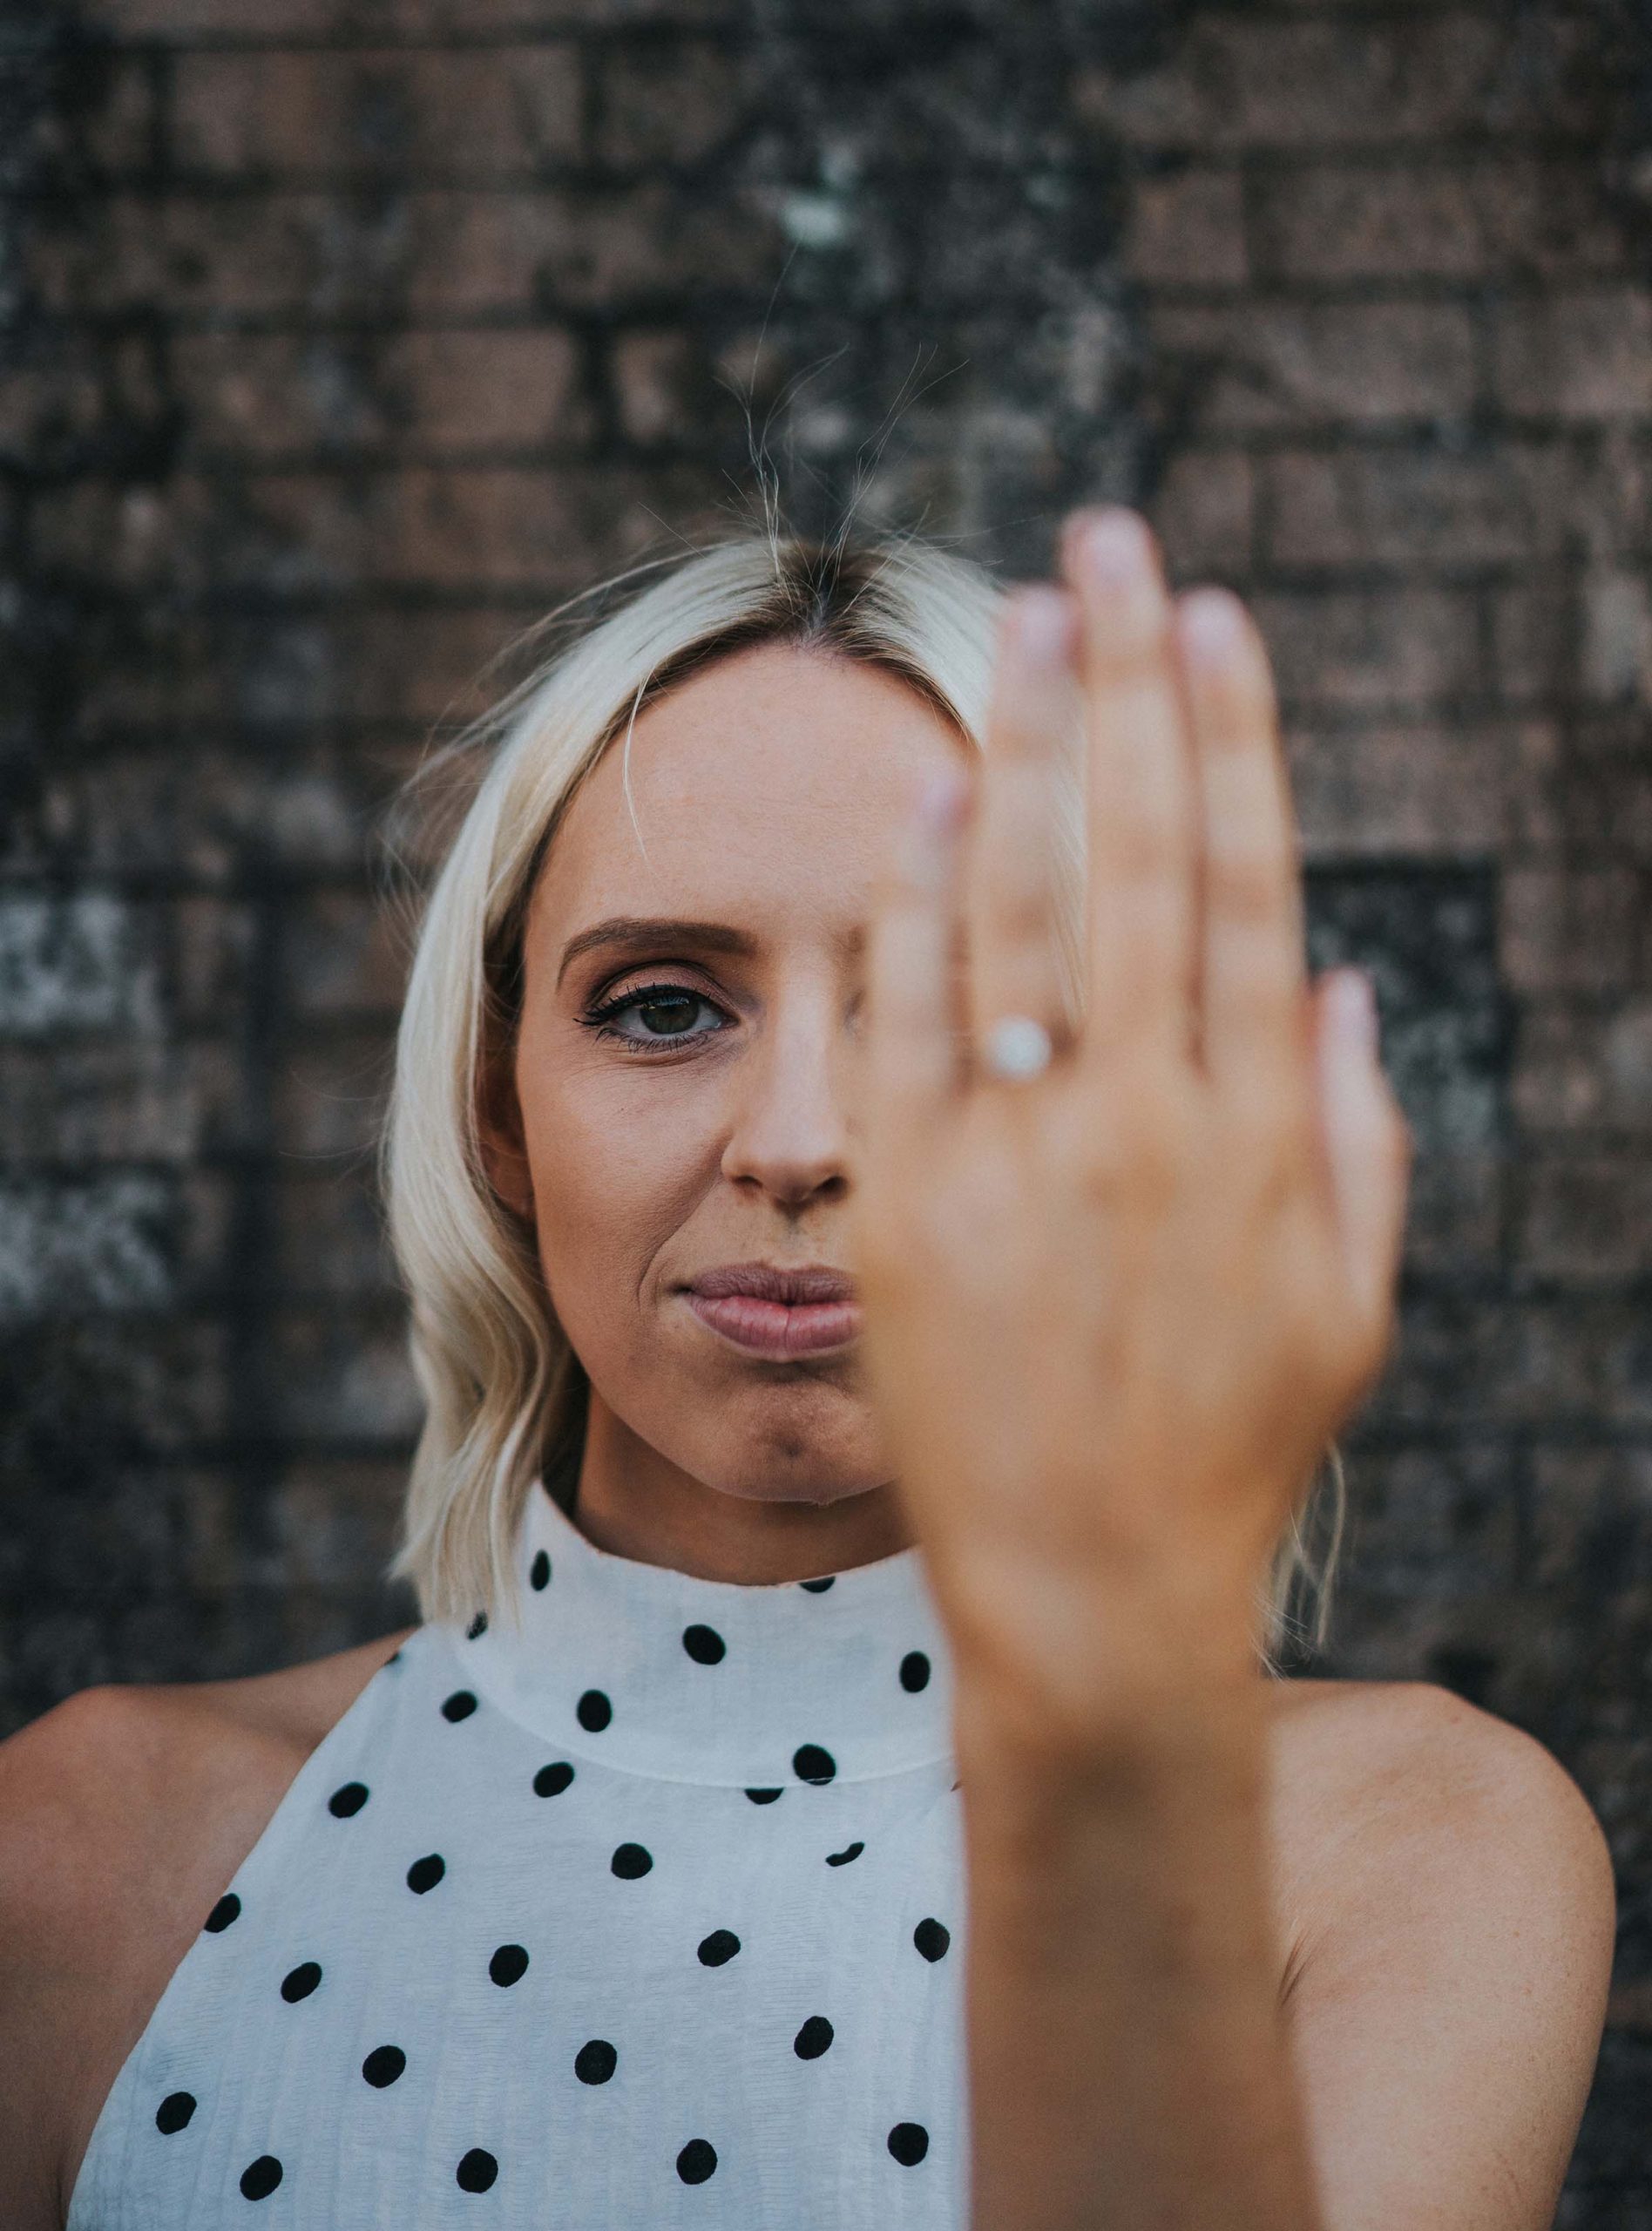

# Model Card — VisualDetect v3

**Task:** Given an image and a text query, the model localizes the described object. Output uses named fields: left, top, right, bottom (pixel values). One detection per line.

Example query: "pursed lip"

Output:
left=680, top=1261, right=862, bottom=1356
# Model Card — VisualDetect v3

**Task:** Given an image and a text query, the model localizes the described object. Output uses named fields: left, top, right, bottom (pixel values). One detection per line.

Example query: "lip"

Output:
left=682, top=1262, right=863, bottom=1359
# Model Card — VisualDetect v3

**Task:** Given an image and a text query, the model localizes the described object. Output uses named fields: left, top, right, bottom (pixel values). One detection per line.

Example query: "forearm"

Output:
left=956, top=1640, right=1323, bottom=2231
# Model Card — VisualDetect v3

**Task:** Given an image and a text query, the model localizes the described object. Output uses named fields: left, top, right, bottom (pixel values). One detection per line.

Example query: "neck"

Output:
left=568, top=1394, right=913, bottom=1584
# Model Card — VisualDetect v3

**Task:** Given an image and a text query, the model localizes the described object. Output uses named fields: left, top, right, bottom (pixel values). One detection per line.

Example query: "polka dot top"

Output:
left=67, top=1477, right=968, bottom=2228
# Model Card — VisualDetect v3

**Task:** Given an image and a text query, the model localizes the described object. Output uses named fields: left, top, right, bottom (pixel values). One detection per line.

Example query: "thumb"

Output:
left=1313, top=968, right=1412, bottom=1353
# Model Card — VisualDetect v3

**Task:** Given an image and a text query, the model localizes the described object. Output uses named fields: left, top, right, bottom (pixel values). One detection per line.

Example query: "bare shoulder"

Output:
left=1266, top=1673, right=1614, bottom=1923
left=0, top=1626, right=416, bottom=2231
left=1263, top=1677, right=1616, bottom=2231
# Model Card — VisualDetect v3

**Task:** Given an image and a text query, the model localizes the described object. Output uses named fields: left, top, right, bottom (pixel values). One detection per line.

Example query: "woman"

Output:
left=0, top=507, right=1615, bottom=2230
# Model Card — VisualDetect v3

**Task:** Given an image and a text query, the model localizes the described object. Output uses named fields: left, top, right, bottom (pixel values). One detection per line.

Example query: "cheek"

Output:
left=515, top=1048, right=721, bottom=1305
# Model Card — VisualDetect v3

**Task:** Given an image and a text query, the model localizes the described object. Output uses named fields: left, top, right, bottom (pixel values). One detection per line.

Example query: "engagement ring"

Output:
left=983, top=1014, right=1054, bottom=1082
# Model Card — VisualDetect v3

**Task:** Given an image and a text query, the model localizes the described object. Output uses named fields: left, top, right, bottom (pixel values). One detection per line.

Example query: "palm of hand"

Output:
left=846, top=511, right=1412, bottom=1726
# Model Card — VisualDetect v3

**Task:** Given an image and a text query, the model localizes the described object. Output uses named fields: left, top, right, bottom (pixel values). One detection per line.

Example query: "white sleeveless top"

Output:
left=67, top=1478, right=968, bottom=2228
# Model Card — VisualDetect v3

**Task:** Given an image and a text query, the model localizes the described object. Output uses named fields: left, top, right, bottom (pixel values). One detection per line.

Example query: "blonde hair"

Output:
left=382, top=526, right=1344, bottom=1665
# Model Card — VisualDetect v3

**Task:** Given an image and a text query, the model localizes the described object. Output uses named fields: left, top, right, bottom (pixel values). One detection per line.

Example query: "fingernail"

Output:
left=1178, top=588, right=1249, bottom=666
left=1329, top=968, right=1377, bottom=1054
left=1011, top=587, right=1076, bottom=665
left=1073, top=508, right=1154, bottom=590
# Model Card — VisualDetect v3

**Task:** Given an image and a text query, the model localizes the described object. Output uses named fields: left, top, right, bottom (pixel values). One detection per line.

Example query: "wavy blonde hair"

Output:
left=383, top=526, right=1344, bottom=1663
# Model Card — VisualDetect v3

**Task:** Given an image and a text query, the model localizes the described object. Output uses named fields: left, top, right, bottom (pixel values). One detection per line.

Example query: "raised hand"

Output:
left=847, top=507, right=1412, bottom=1747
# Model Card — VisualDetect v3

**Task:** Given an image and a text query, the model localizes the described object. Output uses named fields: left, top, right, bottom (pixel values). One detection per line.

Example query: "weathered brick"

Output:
left=91, top=0, right=731, bottom=30
left=1263, top=444, right=1578, bottom=571
left=173, top=328, right=591, bottom=458
left=0, top=1171, right=178, bottom=1323
left=609, top=328, right=720, bottom=444
left=1256, top=159, right=1632, bottom=285
left=269, top=1459, right=409, bottom=1590
left=1077, top=12, right=1506, bottom=153
left=1514, top=1000, right=1652, bottom=1137
left=281, top=887, right=410, bottom=1021
left=1286, top=720, right=1509, bottom=857
left=1581, top=570, right=1652, bottom=707
left=0, top=892, right=158, bottom=1038
left=1501, top=865, right=1649, bottom=994
left=596, top=37, right=749, bottom=168
left=171, top=46, right=583, bottom=179
left=29, top=187, right=768, bottom=318
left=272, top=1029, right=395, bottom=1157
left=1149, top=447, right=1254, bottom=576
left=1493, top=291, right=1652, bottom=423
left=1148, top=302, right=1478, bottom=431
left=1121, top=160, right=1247, bottom=288
left=1520, top=1154, right=1652, bottom=1283
left=270, top=1305, right=422, bottom=1441
left=1252, top=587, right=1480, bottom=711
left=274, top=1169, right=400, bottom=1297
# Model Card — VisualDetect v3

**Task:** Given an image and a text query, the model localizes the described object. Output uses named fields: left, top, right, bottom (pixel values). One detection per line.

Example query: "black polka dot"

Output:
left=696, top=1929, right=740, bottom=1967
left=531, top=1549, right=552, bottom=1590
left=611, top=1842, right=653, bottom=1879
left=407, top=1853, right=446, bottom=1894
left=745, top=1787, right=782, bottom=1805
left=281, top=1959, right=322, bottom=2002
left=362, top=2045, right=406, bottom=2087
left=155, top=2091, right=196, bottom=2133
left=826, top=1841, right=863, bottom=1867
left=489, top=1943, right=530, bottom=1987
left=889, top=2122, right=930, bottom=2167
left=577, top=1689, right=613, bottom=1733
left=240, top=2155, right=283, bottom=2200
left=203, top=1892, right=240, bottom=1933
left=681, top=1624, right=726, bottom=1665
left=899, top=1651, right=931, bottom=1692
left=466, top=1611, right=488, bottom=1639
left=676, top=2139, right=718, bottom=2185
left=794, top=2016, right=834, bottom=2059
left=913, top=1917, right=951, bottom=1963
left=533, top=1760, right=575, bottom=1798
left=799, top=1576, right=836, bottom=1592
left=457, top=2148, right=498, bottom=2193
left=793, top=1743, right=836, bottom=1785
left=328, top=1780, right=369, bottom=1818
left=442, top=1689, right=477, bottom=1723
left=574, top=2038, right=617, bottom=2085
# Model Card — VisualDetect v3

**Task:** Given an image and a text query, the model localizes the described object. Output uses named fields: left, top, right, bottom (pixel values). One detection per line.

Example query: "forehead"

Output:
left=531, top=641, right=967, bottom=939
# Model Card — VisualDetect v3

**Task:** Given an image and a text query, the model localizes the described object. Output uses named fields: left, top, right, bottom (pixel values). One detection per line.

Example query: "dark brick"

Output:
left=1122, top=161, right=1247, bottom=288
left=1520, top=1155, right=1652, bottom=1283
left=1253, top=587, right=1480, bottom=712
left=1256, top=159, right=1633, bottom=286
left=1286, top=721, right=1509, bottom=857
left=596, top=37, right=750, bottom=168
left=171, top=46, right=584, bottom=179
left=1077, top=12, right=1509, bottom=153
left=1493, top=292, right=1652, bottom=423
left=1149, top=302, right=1479, bottom=431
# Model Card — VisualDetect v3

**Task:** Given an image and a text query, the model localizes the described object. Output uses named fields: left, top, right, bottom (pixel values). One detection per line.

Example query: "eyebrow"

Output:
left=555, top=915, right=865, bottom=992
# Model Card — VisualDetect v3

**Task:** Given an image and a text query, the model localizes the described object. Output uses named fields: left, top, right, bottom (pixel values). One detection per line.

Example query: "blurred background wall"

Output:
left=1, top=0, right=1649, bottom=2213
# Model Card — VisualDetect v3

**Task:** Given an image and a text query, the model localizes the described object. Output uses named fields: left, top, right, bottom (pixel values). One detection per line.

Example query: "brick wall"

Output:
left=2, top=0, right=1649, bottom=2213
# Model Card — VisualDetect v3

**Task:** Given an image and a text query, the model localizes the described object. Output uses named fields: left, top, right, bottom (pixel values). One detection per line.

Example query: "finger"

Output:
left=1175, top=587, right=1308, bottom=1115
left=965, top=587, right=1083, bottom=1071
left=1060, top=508, right=1201, bottom=1075
left=863, top=762, right=972, bottom=1149
left=1313, top=969, right=1412, bottom=1352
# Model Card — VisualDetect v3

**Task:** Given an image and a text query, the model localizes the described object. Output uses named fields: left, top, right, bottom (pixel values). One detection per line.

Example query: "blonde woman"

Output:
left=0, top=508, right=1615, bottom=2231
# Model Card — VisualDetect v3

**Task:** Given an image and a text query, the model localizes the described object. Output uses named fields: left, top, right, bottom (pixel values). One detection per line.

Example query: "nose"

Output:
left=719, top=981, right=854, bottom=1211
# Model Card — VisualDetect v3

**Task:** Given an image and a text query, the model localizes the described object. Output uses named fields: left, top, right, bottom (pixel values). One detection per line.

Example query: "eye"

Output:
left=579, top=979, right=734, bottom=1053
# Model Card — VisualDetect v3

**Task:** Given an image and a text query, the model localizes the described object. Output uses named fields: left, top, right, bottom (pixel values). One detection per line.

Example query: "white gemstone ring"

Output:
left=982, top=1014, right=1054, bottom=1083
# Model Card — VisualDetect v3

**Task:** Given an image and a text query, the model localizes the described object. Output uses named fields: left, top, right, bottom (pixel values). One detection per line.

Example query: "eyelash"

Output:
left=579, top=978, right=734, bottom=1054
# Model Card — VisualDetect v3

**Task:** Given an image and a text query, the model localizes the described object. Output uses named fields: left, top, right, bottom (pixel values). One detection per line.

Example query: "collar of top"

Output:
left=451, top=1477, right=955, bottom=1787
